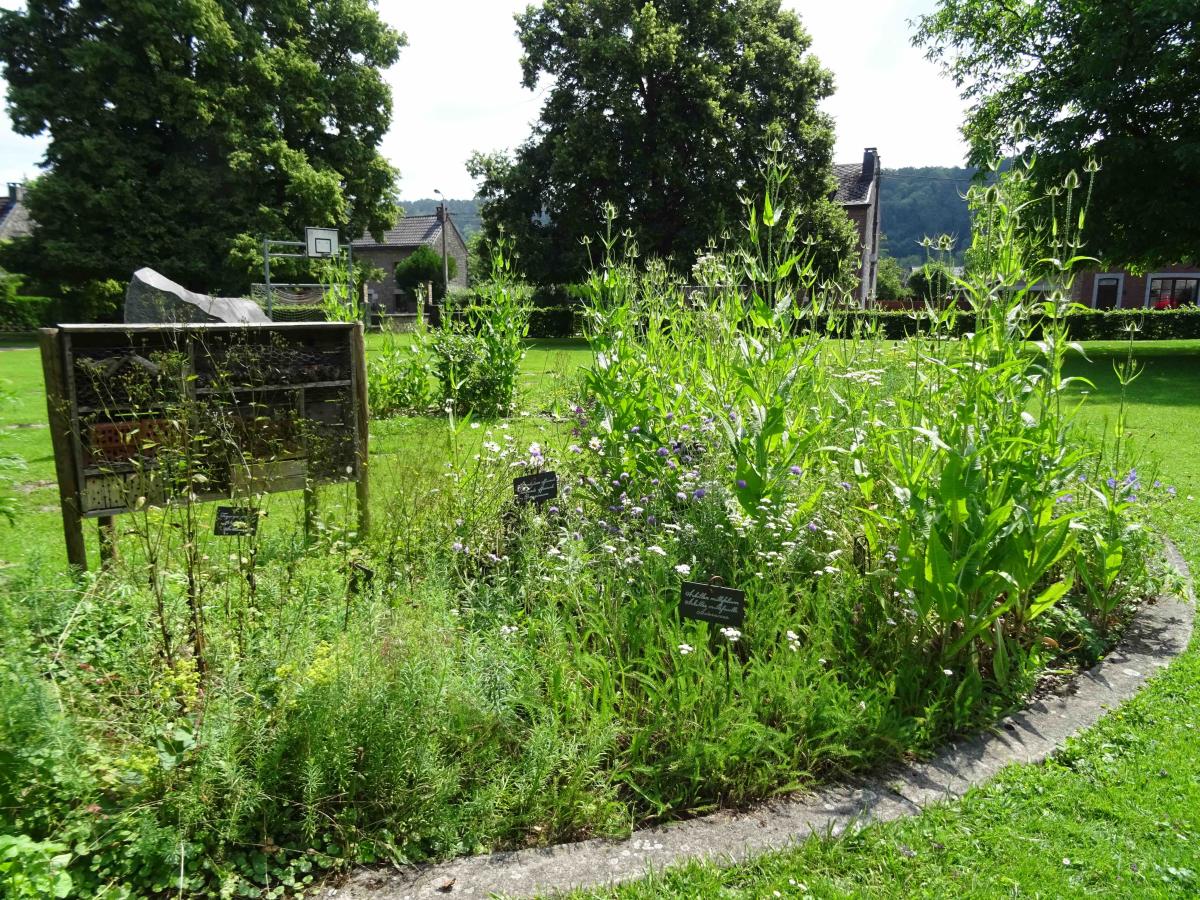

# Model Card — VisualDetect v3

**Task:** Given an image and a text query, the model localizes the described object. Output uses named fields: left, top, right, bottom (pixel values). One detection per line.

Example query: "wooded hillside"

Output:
left=880, top=167, right=975, bottom=268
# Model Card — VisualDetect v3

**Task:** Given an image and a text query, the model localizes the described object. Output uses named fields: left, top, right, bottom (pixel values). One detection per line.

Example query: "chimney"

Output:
left=7, top=183, right=21, bottom=204
left=862, top=148, right=878, bottom=178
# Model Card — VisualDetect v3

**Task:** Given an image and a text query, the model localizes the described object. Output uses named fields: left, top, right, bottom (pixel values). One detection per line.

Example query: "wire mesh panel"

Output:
left=249, top=284, right=329, bottom=322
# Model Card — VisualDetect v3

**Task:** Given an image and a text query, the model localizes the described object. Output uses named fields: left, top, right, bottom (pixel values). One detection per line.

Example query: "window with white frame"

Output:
left=1147, top=276, right=1199, bottom=307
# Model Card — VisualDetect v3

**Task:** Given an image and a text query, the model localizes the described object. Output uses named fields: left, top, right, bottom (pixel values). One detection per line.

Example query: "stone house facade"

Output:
left=833, top=148, right=882, bottom=306
left=352, top=206, right=469, bottom=314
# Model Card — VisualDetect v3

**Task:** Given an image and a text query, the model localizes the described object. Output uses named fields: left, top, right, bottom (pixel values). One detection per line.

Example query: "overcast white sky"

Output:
left=0, top=0, right=967, bottom=199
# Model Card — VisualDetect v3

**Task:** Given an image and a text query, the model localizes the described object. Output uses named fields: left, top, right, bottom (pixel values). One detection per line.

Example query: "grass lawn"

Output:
left=573, top=342, right=1200, bottom=898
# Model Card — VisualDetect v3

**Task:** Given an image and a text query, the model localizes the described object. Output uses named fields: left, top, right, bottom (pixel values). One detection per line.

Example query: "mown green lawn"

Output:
left=574, top=342, right=1200, bottom=899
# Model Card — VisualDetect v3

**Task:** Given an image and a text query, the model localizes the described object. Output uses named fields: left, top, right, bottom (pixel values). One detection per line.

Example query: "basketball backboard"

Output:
left=305, top=227, right=340, bottom=258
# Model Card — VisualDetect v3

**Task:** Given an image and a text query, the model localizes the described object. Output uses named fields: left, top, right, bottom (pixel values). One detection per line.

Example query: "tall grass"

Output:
left=0, top=154, right=1166, bottom=898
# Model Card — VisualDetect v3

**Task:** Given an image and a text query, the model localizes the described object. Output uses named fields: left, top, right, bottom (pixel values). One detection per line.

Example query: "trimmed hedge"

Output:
left=528, top=306, right=577, bottom=338
left=0, top=294, right=59, bottom=331
left=457, top=283, right=1200, bottom=343
left=806, top=306, right=1200, bottom=341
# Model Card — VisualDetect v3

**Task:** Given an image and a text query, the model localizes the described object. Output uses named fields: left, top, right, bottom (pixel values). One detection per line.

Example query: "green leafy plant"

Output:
left=0, top=834, right=73, bottom=898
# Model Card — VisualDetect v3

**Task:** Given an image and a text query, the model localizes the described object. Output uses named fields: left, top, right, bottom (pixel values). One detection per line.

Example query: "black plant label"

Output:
left=214, top=507, right=258, bottom=536
left=514, top=471, right=558, bottom=505
left=680, top=581, right=745, bottom=627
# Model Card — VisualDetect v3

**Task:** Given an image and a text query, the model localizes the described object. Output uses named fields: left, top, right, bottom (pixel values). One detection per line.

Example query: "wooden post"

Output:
left=98, top=515, right=119, bottom=567
left=39, top=328, right=89, bottom=571
left=351, top=322, right=371, bottom=537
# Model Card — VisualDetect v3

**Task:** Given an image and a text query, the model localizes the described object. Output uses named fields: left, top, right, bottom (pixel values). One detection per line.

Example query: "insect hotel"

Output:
left=40, top=322, right=369, bottom=569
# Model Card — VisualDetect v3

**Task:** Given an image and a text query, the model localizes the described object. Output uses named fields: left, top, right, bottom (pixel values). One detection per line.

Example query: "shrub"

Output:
left=432, top=246, right=531, bottom=416
left=395, top=245, right=458, bottom=301
left=0, top=294, right=58, bottom=331
left=368, top=335, right=436, bottom=416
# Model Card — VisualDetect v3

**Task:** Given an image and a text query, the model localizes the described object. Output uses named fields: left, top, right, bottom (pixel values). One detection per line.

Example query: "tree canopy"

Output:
left=469, top=0, right=857, bottom=285
left=915, top=0, right=1200, bottom=268
left=0, top=0, right=405, bottom=311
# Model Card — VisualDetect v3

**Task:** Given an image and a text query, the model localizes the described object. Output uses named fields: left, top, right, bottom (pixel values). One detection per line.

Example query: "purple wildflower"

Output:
left=736, top=479, right=747, bottom=489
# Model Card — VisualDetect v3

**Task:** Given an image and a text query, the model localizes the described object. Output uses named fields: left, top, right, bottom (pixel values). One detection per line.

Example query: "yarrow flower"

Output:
left=674, top=563, right=692, bottom=577
left=678, top=643, right=694, bottom=655
left=786, top=630, right=801, bottom=652
left=646, top=545, right=667, bottom=556
left=719, top=626, right=741, bottom=643
left=499, top=625, right=519, bottom=637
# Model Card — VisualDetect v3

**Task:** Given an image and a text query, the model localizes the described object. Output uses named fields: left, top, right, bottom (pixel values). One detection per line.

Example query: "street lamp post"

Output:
left=433, top=188, right=449, bottom=298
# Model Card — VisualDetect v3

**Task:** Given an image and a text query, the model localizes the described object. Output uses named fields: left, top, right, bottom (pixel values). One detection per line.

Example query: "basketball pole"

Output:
left=263, top=237, right=273, bottom=319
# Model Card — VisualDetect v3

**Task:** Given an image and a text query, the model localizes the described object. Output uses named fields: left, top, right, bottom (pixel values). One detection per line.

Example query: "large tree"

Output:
left=915, top=1, right=1200, bottom=268
left=0, top=0, right=404, bottom=311
left=469, top=0, right=857, bottom=285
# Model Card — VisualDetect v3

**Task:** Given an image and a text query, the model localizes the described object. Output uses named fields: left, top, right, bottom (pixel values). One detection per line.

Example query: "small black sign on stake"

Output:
left=680, top=580, right=745, bottom=627
left=514, top=471, right=558, bottom=506
left=214, top=507, right=258, bottom=536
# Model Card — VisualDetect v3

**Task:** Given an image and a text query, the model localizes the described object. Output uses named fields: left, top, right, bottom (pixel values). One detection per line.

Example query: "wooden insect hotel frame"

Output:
left=40, top=322, right=370, bottom=570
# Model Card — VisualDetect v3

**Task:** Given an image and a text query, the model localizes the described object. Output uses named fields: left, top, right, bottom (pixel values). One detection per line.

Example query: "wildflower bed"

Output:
left=0, top=168, right=1176, bottom=898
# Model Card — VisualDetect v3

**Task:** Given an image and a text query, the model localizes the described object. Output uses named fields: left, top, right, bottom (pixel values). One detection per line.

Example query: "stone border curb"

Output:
left=335, top=544, right=1194, bottom=899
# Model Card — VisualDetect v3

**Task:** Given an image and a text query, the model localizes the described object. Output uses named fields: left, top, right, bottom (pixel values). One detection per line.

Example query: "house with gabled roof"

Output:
left=352, top=206, right=469, bottom=314
left=833, top=148, right=882, bottom=306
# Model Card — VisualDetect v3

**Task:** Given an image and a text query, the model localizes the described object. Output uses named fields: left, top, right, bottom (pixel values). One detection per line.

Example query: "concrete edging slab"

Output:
left=334, top=542, right=1195, bottom=899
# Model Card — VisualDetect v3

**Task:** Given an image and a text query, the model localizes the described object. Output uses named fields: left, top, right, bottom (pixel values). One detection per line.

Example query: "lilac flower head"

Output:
left=657, top=447, right=670, bottom=457
left=736, top=479, right=747, bottom=489
left=693, top=488, right=706, bottom=500
left=789, top=465, right=802, bottom=476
